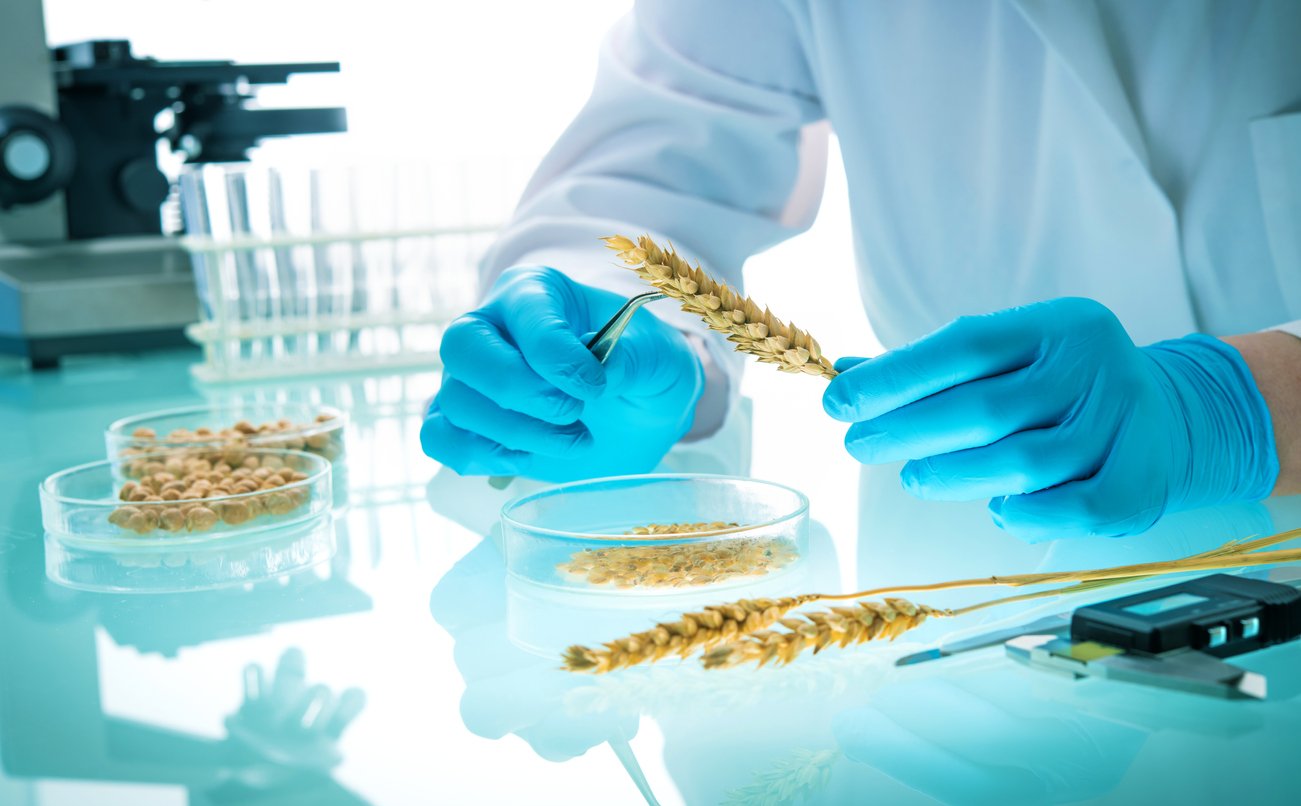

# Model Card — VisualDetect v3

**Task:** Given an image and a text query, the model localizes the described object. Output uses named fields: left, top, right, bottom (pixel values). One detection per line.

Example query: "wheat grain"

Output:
left=603, top=234, right=838, bottom=379
left=624, top=521, right=739, bottom=536
left=559, top=536, right=798, bottom=589
left=561, top=595, right=821, bottom=673
left=702, top=598, right=948, bottom=670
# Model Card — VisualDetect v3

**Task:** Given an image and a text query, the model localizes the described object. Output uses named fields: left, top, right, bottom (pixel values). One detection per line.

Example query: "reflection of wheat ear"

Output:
left=603, top=234, right=838, bottom=379
left=723, top=748, right=840, bottom=806
left=562, top=595, right=821, bottom=674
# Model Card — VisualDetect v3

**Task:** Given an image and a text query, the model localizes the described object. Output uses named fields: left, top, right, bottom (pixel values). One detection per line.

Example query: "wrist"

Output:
left=1143, top=334, right=1279, bottom=509
left=680, top=333, right=731, bottom=441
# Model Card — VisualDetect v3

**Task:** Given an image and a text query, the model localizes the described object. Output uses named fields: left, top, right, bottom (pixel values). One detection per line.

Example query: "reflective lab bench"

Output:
left=1, top=351, right=1299, bottom=806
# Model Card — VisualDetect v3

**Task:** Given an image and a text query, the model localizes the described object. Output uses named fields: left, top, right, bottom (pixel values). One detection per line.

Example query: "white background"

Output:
left=42, top=0, right=879, bottom=361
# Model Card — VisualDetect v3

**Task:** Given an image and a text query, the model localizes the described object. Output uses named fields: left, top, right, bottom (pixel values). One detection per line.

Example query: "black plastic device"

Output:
left=1071, top=574, right=1301, bottom=658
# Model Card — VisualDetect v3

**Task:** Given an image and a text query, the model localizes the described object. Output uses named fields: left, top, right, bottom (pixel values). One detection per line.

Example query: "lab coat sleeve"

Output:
left=1269, top=321, right=1301, bottom=340
left=478, top=0, right=828, bottom=437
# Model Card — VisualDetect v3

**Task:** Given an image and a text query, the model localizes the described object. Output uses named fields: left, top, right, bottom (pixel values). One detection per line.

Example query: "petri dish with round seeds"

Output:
left=500, top=474, right=809, bottom=595
left=40, top=448, right=333, bottom=592
left=106, top=403, right=345, bottom=463
left=105, top=404, right=347, bottom=509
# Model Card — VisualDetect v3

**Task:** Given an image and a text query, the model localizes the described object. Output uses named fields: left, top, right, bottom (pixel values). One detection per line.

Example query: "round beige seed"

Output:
left=186, top=506, right=219, bottom=531
left=159, top=508, right=185, bottom=531
left=219, top=501, right=252, bottom=525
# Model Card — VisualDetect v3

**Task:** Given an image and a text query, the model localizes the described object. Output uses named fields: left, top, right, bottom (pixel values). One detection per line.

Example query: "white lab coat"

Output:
left=483, top=0, right=1301, bottom=371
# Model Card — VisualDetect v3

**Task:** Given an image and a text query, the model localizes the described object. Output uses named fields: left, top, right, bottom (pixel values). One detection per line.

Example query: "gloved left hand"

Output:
left=823, top=297, right=1278, bottom=541
left=423, top=266, right=703, bottom=481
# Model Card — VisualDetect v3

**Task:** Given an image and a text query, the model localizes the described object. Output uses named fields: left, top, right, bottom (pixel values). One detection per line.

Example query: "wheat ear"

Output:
left=702, top=598, right=948, bottom=670
left=561, top=595, right=821, bottom=674
left=603, top=234, right=838, bottom=379
left=700, top=528, right=1301, bottom=669
left=564, top=528, right=1301, bottom=674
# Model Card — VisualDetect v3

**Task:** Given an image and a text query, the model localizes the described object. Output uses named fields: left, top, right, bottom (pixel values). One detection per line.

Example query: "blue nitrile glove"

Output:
left=823, top=297, right=1278, bottom=541
left=421, top=266, right=703, bottom=481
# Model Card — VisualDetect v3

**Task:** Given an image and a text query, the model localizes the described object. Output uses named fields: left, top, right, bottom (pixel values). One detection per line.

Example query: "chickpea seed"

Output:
left=159, top=508, right=185, bottom=531
left=186, top=506, right=219, bottom=531
left=125, top=512, right=151, bottom=533
left=108, top=506, right=137, bottom=526
left=219, top=501, right=252, bottom=525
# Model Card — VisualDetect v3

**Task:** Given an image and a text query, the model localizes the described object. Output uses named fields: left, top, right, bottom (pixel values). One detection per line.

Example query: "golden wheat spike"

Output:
left=603, top=234, right=839, bottom=380
left=561, top=595, right=821, bottom=674
left=700, top=598, right=948, bottom=670
left=562, top=529, right=1301, bottom=674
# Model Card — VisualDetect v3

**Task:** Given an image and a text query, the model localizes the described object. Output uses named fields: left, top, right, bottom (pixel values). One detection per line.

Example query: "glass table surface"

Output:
left=1, top=350, right=1298, bottom=806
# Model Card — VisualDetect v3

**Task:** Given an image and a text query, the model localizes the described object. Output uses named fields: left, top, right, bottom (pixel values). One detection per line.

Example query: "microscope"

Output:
left=0, top=0, right=346, bottom=367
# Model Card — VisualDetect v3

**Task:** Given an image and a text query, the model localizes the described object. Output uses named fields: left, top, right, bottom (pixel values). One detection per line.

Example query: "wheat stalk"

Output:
left=702, top=598, right=949, bottom=670
left=561, top=595, right=821, bottom=673
left=700, top=529, right=1301, bottom=670
left=603, top=234, right=838, bottom=379
left=832, top=543, right=1301, bottom=600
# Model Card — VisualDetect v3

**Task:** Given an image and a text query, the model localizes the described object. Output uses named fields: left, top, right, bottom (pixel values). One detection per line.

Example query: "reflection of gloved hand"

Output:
left=422, top=266, right=703, bottom=481
left=824, top=298, right=1278, bottom=541
left=429, top=538, right=638, bottom=762
left=832, top=679, right=1145, bottom=804
left=225, top=647, right=366, bottom=771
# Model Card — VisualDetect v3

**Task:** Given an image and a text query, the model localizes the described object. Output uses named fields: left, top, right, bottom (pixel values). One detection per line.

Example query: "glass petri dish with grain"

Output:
left=501, top=474, right=809, bottom=595
left=105, top=404, right=345, bottom=465
left=40, top=448, right=333, bottom=592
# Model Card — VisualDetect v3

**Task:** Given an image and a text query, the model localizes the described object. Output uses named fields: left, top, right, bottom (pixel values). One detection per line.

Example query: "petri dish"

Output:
left=105, top=403, right=346, bottom=463
left=105, top=404, right=347, bottom=509
left=41, top=448, right=334, bottom=593
left=500, top=474, right=809, bottom=596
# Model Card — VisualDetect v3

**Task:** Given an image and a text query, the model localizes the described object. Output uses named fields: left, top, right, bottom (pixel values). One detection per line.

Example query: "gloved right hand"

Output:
left=421, top=266, right=703, bottom=481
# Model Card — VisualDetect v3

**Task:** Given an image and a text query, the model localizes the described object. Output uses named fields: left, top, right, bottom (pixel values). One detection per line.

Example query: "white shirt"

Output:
left=484, top=0, right=1301, bottom=368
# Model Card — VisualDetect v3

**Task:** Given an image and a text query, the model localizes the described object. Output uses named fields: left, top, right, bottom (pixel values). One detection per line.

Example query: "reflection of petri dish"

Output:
left=105, top=404, right=347, bottom=509
left=41, top=448, right=334, bottom=593
left=500, top=474, right=809, bottom=596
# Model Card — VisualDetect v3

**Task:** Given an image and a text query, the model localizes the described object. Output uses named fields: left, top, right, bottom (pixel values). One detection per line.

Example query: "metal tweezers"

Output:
left=583, top=291, right=668, bottom=362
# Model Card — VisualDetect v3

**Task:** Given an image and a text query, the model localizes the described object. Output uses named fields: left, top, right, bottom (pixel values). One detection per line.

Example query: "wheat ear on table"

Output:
left=561, top=595, right=821, bottom=674
left=603, top=234, right=838, bottom=379
left=562, top=528, right=1301, bottom=674
left=699, top=528, right=1301, bottom=670
left=702, top=597, right=947, bottom=670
